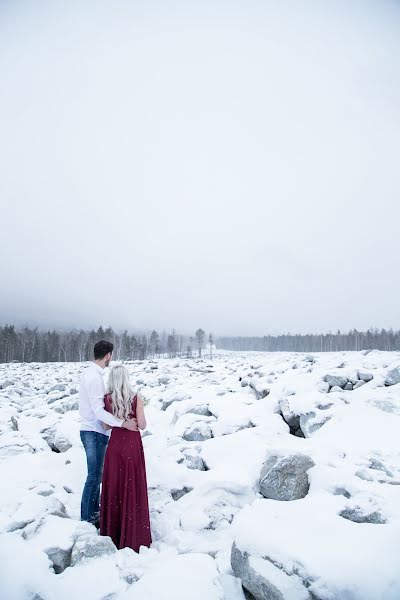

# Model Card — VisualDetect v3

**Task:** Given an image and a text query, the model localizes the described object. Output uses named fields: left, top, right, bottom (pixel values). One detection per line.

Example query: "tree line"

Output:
left=218, top=329, right=400, bottom=352
left=0, top=325, right=398, bottom=363
left=0, top=325, right=213, bottom=363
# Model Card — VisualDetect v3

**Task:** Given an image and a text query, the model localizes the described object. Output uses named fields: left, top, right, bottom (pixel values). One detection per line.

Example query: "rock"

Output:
left=317, top=402, right=334, bottom=410
left=249, top=377, right=270, bottom=400
left=231, top=542, right=311, bottom=600
left=324, top=374, right=348, bottom=388
left=46, top=547, right=72, bottom=574
left=340, top=506, right=386, bottom=524
left=40, top=425, right=72, bottom=453
left=385, top=367, right=400, bottom=386
left=358, top=371, right=373, bottom=382
left=33, top=516, right=95, bottom=573
left=158, top=375, right=171, bottom=385
left=171, top=486, right=192, bottom=501
left=329, top=386, right=343, bottom=393
left=186, top=454, right=206, bottom=470
left=71, top=533, right=117, bottom=566
left=183, top=422, right=212, bottom=442
left=161, top=398, right=176, bottom=411
left=47, top=392, right=67, bottom=405
left=182, top=448, right=207, bottom=471
left=53, top=398, right=79, bottom=414
left=188, top=405, right=212, bottom=417
left=259, top=453, right=315, bottom=501
left=20, top=498, right=69, bottom=539
left=10, top=416, right=19, bottom=431
left=278, top=398, right=300, bottom=432
left=299, top=413, right=330, bottom=437
left=369, top=458, right=393, bottom=477
left=305, top=355, right=316, bottom=363
left=317, top=381, right=330, bottom=393
left=344, top=382, right=353, bottom=391
left=32, top=482, right=55, bottom=497
left=353, top=380, right=365, bottom=390
left=1, top=380, right=14, bottom=389
left=161, top=390, right=190, bottom=411
left=334, top=487, right=351, bottom=499
left=0, top=432, right=41, bottom=459
left=49, top=384, right=66, bottom=393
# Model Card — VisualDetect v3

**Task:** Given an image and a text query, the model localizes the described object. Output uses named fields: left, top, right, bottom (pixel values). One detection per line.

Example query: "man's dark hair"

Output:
left=94, top=340, right=114, bottom=360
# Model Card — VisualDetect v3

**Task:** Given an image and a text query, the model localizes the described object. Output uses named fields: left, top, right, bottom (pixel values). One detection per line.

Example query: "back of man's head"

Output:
left=94, top=340, right=114, bottom=360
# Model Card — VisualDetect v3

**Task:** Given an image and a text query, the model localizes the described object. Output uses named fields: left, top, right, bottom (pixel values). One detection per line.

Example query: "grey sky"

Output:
left=0, top=0, right=399, bottom=336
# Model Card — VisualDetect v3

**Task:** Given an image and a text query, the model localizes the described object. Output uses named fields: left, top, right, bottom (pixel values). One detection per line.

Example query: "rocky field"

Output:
left=1, top=350, right=400, bottom=600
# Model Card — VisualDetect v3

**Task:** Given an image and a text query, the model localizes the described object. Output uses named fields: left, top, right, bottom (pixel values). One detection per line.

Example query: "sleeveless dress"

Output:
left=99, top=393, right=152, bottom=552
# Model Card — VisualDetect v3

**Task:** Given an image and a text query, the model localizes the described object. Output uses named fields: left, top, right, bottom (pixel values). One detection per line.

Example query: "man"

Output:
left=79, top=339, right=137, bottom=526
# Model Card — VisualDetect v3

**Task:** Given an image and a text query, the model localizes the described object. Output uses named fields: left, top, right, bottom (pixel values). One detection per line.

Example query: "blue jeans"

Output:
left=80, top=430, right=109, bottom=524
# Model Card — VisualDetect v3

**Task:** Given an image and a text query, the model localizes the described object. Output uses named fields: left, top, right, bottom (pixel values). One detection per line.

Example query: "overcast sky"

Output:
left=0, top=0, right=399, bottom=336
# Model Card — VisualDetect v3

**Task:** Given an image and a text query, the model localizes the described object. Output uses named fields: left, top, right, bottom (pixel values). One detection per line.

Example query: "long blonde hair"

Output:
left=107, top=365, right=135, bottom=420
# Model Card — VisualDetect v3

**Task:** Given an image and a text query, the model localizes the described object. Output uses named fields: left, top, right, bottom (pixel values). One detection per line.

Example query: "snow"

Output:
left=0, top=350, right=400, bottom=599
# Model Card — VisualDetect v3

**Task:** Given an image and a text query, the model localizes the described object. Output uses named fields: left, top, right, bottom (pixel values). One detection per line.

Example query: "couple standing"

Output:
left=79, top=340, right=152, bottom=552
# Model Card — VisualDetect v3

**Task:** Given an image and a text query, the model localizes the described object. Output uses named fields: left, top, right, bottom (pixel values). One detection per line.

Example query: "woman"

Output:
left=99, top=364, right=152, bottom=552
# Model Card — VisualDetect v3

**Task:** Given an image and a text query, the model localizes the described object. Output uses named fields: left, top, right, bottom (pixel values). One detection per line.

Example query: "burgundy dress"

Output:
left=100, top=393, right=152, bottom=552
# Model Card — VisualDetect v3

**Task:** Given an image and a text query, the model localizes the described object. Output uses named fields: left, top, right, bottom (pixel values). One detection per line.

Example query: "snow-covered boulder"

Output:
left=329, top=385, right=343, bottom=393
left=324, top=374, right=348, bottom=389
left=231, top=542, right=311, bottom=600
left=249, top=376, right=270, bottom=400
left=385, top=366, right=400, bottom=386
left=161, top=390, right=191, bottom=411
left=0, top=431, right=48, bottom=459
left=0, top=380, right=15, bottom=389
left=358, top=371, right=373, bottom=382
left=187, top=405, right=212, bottom=416
left=41, top=424, right=72, bottom=453
left=52, top=395, right=79, bottom=414
left=353, top=380, right=366, bottom=389
left=259, top=453, right=315, bottom=501
left=28, top=515, right=95, bottom=572
left=183, top=422, right=212, bottom=442
left=340, top=505, right=386, bottom=524
left=12, top=497, right=69, bottom=539
left=277, top=398, right=302, bottom=435
left=299, top=412, right=331, bottom=438
left=182, top=448, right=207, bottom=471
left=48, top=383, right=67, bottom=393
left=71, top=533, right=117, bottom=565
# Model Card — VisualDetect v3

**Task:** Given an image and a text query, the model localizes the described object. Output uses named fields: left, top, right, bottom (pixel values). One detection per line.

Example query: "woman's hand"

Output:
left=122, top=418, right=138, bottom=431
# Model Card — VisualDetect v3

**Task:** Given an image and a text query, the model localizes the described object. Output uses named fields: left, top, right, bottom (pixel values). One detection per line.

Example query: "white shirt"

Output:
left=79, top=363, right=124, bottom=435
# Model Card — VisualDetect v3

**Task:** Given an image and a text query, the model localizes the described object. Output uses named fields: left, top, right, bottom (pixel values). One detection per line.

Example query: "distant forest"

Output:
left=218, top=329, right=400, bottom=353
left=0, top=325, right=399, bottom=363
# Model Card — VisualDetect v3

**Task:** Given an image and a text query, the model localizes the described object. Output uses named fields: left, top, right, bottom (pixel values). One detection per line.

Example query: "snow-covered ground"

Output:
left=1, top=350, right=400, bottom=600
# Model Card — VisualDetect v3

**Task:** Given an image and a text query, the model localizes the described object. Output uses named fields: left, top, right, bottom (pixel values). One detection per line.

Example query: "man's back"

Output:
left=79, top=363, right=107, bottom=435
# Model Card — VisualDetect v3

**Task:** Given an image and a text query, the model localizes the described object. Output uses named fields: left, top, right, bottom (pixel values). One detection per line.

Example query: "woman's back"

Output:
left=104, top=392, right=143, bottom=459
left=100, top=390, right=151, bottom=551
left=104, top=392, right=137, bottom=422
